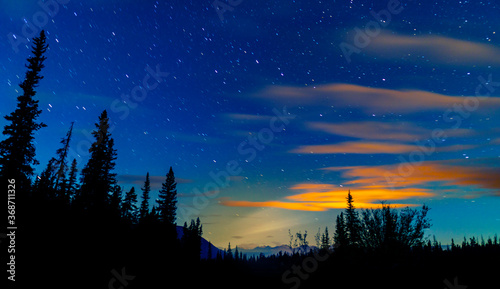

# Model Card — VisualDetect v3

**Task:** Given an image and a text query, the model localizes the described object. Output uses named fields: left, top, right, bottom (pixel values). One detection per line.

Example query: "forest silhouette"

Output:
left=1, top=31, right=499, bottom=289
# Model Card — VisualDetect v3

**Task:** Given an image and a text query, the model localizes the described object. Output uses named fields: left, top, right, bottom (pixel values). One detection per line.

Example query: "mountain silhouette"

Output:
left=175, top=225, right=221, bottom=259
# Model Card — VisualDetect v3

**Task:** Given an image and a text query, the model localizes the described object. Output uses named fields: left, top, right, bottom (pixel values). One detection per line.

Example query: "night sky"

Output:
left=1, top=0, right=499, bottom=249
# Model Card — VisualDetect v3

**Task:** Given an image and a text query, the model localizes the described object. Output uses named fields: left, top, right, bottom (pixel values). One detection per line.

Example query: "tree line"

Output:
left=1, top=30, right=498, bottom=289
left=0, top=30, right=204, bottom=288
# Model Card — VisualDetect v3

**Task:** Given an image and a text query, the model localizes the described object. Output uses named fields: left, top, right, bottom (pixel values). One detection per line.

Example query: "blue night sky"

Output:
left=1, top=0, right=499, bottom=249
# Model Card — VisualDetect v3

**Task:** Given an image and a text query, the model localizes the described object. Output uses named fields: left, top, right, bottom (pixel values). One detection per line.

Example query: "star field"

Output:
left=1, top=0, right=499, bottom=248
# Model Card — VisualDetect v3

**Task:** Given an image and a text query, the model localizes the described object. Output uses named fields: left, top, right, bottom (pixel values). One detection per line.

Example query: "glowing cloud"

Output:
left=307, top=121, right=474, bottom=142
left=289, top=141, right=474, bottom=154
left=323, top=160, right=500, bottom=195
left=366, top=32, right=500, bottom=66
left=221, top=159, right=500, bottom=212
left=220, top=185, right=429, bottom=212
left=256, top=83, right=500, bottom=113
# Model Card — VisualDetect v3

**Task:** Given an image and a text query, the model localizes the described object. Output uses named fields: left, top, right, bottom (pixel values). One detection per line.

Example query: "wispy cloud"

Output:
left=323, top=160, right=500, bottom=196
left=365, top=31, right=500, bottom=66
left=256, top=83, right=500, bottom=113
left=307, top=121, right=474, bottom=142
left=221, top=199, right=335, bottom=211
left=221, top=159, right=500, bottom=211
left=221, top=185, right=430, bottom=212
left=289, top=141, right=475, bottom=154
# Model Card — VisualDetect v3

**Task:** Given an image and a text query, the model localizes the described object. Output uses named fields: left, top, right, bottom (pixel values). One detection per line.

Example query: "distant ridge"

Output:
left=176, top=226, right=221, bottom=259
left=175, top=226, right=318, bottom=258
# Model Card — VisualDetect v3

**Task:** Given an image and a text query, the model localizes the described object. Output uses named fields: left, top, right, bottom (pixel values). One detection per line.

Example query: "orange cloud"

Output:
left=286, top=185, right=432, bottom=205
left=290, top=141, right=419, bottom=154
left=307, top=121, right=474, bottom=142
left=257, top=83, right=500, bottom=113
left=221, top=159, right=500, bottom=212
left=324, top=160, right=500, bottom=195
left=308, top=121, right=425, bottom=141
left=366, top=32, right=500, bottom=66
left=220, top=199, right=417, bottom=212
left=220, top=200, right=334, bottom=211
left=221, top=178, right=435, bottom=212
left=220, top=184, right=429, bottom=211
left=289, top=141, right=474, bottom=154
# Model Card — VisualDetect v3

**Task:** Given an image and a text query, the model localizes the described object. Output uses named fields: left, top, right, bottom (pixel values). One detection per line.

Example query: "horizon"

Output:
left=1, top=0, right=499, bottom=250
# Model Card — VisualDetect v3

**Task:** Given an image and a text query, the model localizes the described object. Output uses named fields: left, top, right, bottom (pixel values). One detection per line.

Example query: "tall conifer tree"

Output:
left=157, top=166, right=177, bottom=225
left=0, top=30, right=48, bottom=191
left=334, top=212, right=348, bottom=248
left=139, top=172, right=151, bottom=221
left=122, top=187, right=138, bottom=223
left=66, top=158, right=78, bottom=204
left=54, top=122, right=74, bottom=193
left=78, top=110, right=117, bottom=213
left=345, top=190, right=361, bottom=247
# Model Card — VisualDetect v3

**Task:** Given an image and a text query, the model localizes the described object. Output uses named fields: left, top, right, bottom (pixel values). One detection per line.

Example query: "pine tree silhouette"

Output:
left=234, top=245, right=239, bottom=261
left=139, top=172, right=151, bottom=221
left=77, top=110, right=117, bottom=214
left=334, top=212, right=348, bottom=248
left=345, top=190, right=361, bottom=247
left=157, top=166, right=177, bottom=225
left=36, top=157, right=58, bottom=200
left=0, top=30, right=48, bottom=192
left=66, top=158, right=78, bottom=204
left=54, top=122, right=74, bottom=194
left=321, top=227, right=331, bottom=250
left=122, top=187, right=138, bottom=224
left=36, top=122, right=75, bottom=204
left=110, top=184, right=123, bottom=220
left=227, top=242, right=233, bottom=259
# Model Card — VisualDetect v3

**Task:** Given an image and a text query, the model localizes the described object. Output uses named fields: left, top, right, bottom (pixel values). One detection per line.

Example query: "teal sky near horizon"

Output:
left=1, top=0, right=499, bottom=249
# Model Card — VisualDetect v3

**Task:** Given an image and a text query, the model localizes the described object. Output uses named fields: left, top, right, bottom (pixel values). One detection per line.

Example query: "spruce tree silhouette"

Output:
left=0, top=30, right=48, bottom=192
left=334, top=212, right=348, bottom=248
left=77, top=110, right=117, bottom=216
left=139, top=172, right=151, bottom=221
left=54, top=122, right=74, bottom=196
left=35, top=157, right=58, bottom=200
left=227, top=242, right=233, bottom=259
left=36, top=122, right=75, bottom=204
left=157, top=166, right=177, bottom=225
left=110, top=184, right=123, bottom=220
left=122, top=186, right=138, bottom=224
left=320, top=227, right=331, bottom=250
left=66, top=158, right=78, bottom=204
left=155, top=166, right=179, bottom=254
left=344, top=190, right=361, bottom=248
